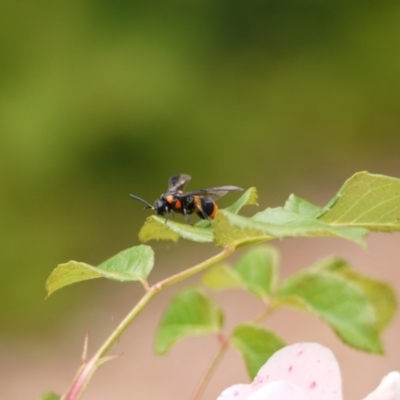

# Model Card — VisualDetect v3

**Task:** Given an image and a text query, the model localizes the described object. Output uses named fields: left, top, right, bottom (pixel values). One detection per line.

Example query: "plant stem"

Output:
left=63, top=244, right=235, bottom=400
left=93, top=289, right=156, bottom=358
left=155, top=244, right=235, bottom=291
left=95, top=244, right=235, bottom=359
left=191, top=334, right=229, bottom=400
left=252, top=301, right=275, bottom=324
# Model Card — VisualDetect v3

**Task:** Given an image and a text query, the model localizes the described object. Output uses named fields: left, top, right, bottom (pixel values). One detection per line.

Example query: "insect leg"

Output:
left=182, top=207, right=192, bottom=225
left=164, top=206, right=170, bottom=224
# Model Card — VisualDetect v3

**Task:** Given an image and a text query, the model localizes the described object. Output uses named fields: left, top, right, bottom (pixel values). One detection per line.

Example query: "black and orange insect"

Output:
left=130, top=174, right=243, bottom=224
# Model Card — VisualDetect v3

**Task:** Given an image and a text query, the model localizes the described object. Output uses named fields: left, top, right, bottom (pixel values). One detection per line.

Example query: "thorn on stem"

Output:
left=82, top=331, right=89, bottom=363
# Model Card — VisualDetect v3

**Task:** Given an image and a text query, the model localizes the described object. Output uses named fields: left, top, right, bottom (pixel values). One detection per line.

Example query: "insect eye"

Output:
left=154, top=200, right=163, bottom=210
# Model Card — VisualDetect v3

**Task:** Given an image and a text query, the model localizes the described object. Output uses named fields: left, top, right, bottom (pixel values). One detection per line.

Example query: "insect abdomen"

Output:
left=194, top=197, right=218, bottom=219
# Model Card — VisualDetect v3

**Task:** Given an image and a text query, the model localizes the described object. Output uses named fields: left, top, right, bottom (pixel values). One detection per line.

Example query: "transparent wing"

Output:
left=181, top=185, right=243, bottom=200
left=168, top=174, right=192, bottom=191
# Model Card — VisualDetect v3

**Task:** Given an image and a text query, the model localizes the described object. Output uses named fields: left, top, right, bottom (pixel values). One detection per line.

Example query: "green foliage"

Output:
left=201, top=263, right=244, bottom=290
left=211, top=211, right=274, bottom=248
left=45, top=171, right=399, bottom=396
left=230, top=324, right=286, bottom=379
left=204, top=245, right=395, bottom=359
left=139, top=215, right=214, bottom=243
left=284, top=194, right=323, bottom=216
left=213, top=208, right=367, bottom=247
left=319, top=172, right=400, bottom=231
left=46, top=245, right=154, bottom=296
left=154, top=288, right=224, bottom=355
left=235, top=246, right=278, bottom=297
left=138, top=188, right=258, bottom=243
left=135, top=172, right=400, bottom=246
left=312, top=257, right=397, bottom=332
left=203, top=246, right=279, bottom=298
left=3, top=0, right=400, bottom=342
left=195, top=187, right=259, bottom=229
left=225, top=187, right=259, bottom=214
left=170, top=250, right=396, bottom=380
left=40, top=394, right=60, bottom=400
left=46, top=172, right=400, bottom=298
left=275, top=269, right=382, bottom=353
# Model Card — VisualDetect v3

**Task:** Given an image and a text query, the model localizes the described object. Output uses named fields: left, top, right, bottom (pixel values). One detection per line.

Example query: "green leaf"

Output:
left=230, top=323, right=286, bottom=379
left=212, top=211, right=274, bottom=248
left=234, top=246, right=279, bottom=298
left=212, top=209, right=367, bottom=248
left=202, top=246, right=279, bottom=297
left=139, top=189, right=257, bottom=239
left=138, top=216, right=181, bottom=242
left=225, top=187, right=258, bottom=214
left=46, top=245, right=154, bottom=296
left=284, top=194, right=323, bottom=217
left=154, top=287, right=224, bottom=355
left=275, top=270, right=383, bottom=353
left=319, top=172, right=400, bottom=231
left=312, top=257, right=397, bottom=332
left=40, top=394, right=60, bottom=400
left=196, top=187, right=258, bottom=229
left=138, top=215, right=213, bottom=243
left=252, top=208, right=367, bottom=245
left=202, top=263, right=243, bottom=290
left=137, top=172, right=400, bottom=243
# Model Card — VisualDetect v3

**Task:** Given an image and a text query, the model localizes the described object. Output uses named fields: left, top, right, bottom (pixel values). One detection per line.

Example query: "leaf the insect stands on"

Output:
left=284, top=194, right=323, bottom=217
left=138, top=216, right=182, bottom=243
left=225, top=186, right=258, bottom=214
left=251, top=208, right=368, bottom=245
left=154, top=287, right=224, bottom=355
left=45, top=245, right=154, bottom=296
left=211, top=212, right=274, bottom=248
left=212, top=208, right=368, bottom=248
left=138, top=172, right=400, bottom=245
left=138, top=187, right=258, bottom=243
left=318, top=172, right=400, bottom=232
left=230, top=323, right=286, bottom=379
left=196, top=186, right=258, bottom=228
left=139, top=215, right=214, bottom=243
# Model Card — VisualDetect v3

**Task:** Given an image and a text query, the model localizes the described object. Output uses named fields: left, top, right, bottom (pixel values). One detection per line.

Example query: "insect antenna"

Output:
left=130, top=194, right=154, bottom=210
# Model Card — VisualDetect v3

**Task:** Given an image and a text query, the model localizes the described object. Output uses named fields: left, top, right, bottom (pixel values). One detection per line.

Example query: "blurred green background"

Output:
left=1, top=0, right=400, bottom=394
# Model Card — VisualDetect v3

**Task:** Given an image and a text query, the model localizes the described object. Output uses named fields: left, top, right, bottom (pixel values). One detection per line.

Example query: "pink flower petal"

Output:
left=250, top=343, right=342, bottom=400
left=217, top=384, right=252, bottom=400
left=247, top=380, right=311, bottom=400
left=216, top=343, right=343, bottom=400
left=362, top=372, right=400, bottom=400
